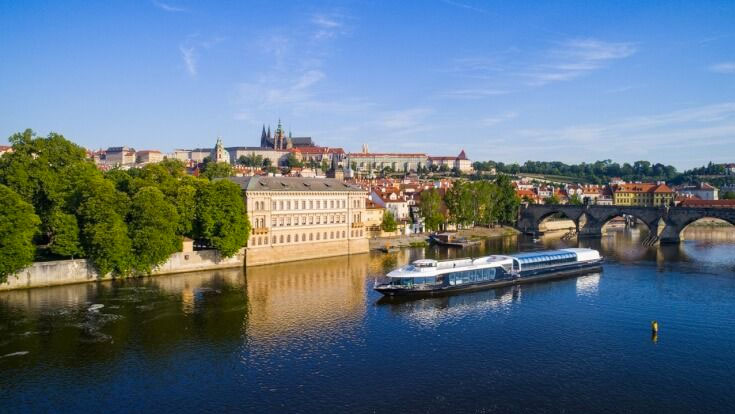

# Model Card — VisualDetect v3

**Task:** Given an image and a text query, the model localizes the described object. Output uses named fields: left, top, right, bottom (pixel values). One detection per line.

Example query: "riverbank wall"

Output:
left=369, top=226, right=519, bottom=250
left=1, top=249, right=246, bottom=291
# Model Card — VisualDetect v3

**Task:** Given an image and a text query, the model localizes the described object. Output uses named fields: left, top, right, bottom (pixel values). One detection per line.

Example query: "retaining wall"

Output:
left=1, top=249, right=245, bottom=291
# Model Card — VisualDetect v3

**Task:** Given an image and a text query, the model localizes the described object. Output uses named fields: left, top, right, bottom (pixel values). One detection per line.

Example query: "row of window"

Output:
left=251, top=199, right=365, bottom=211
left=271, top=214, right=347, bottom=227
left=249, top=229, right=364, bottom=246
left=448, top=268, right=497, bottom=285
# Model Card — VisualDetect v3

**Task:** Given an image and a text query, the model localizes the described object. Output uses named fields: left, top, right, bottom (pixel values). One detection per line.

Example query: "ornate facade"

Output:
left=227, top=176, right=370, bottom=266
left=260, top=119, right=315, bottom=150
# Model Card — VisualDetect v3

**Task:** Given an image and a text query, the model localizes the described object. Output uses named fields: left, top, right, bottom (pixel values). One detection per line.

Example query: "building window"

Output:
left=287, top=235, right=291, bottom=243
left=279, top=235, right=284, bottom=243
left=302, top=216, right=306, bottom=225
left=272, top=236, right=276, bottom=244
left=302, top=233, right=306, bottom=242
left=331, top=200, right=335, bottom=209
left=316, top=233, right=320, bottom=240
left=323, top=232, right=327, bottom=240
left=279, top=201, right=283, bottom=210
left=272, top=201, right=277, bottom=210
left=316, top=216, right=320, bottom=224
left=310, top=233, right=313, bottom=241
left=310, top=200, right=313, bottom=209
left=342, top=231, right=345, bottom=238
left=309, top=216, right=314, bottom=224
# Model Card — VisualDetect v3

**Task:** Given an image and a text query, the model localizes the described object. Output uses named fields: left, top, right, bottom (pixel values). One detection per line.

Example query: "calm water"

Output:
left=2, top=230, right=735, bottom=413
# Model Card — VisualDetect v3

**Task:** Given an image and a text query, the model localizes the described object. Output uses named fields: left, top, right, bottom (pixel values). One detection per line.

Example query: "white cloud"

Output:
left=480, top=112, right=517, bottom=126
left=709, top=62, right=735, bottom=74
left=440, top=0, right=487, bottom=14
left=310, top=13, right=348, bottom=40
left=152, top=0, right=187, bottom=13
left=510, top=102, right=735, bottom=163
left=442, top=88, right=509, bottom=99
left=179, top=45, right=196, bottom=76
left=179, top=35, right=225, bottom=78
left=524, top=38, right=637, bottom=85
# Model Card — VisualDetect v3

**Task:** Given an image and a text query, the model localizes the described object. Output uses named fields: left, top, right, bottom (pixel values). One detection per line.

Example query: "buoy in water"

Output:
left=651, top=320, right=659, bottom=333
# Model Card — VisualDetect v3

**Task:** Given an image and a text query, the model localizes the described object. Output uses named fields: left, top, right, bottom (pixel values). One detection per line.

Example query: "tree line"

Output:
left=419, top=175, right=519, bottom=231
left=473, top=160, right=679, bottom=184
left=0, top=130, right=250, bottom=282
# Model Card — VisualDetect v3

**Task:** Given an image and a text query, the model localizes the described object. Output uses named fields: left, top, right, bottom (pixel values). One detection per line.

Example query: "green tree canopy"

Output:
left=76, top=177, right=133, bottom=276
left=419, top=189, right=445, bottom=231
left=0, top=184, right=41, bottom=281
left=194, top=180, right=250, bottom=257
left=381, top=210, right=398, bottom=232
left=568, top=194, right=583, bottom=205
left=544, top=194, right=561, bottom=205
left=128, top=187, right=181, bottom=274
left=201, top=160, right=232, bottom=180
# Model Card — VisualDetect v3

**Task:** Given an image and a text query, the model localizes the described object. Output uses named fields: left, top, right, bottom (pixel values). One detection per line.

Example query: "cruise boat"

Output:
left=374, top=248, right=603, bottom=297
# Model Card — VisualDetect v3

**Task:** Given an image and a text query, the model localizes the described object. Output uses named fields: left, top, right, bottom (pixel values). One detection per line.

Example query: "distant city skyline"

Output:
left=1, top=0, right=734, bottom=169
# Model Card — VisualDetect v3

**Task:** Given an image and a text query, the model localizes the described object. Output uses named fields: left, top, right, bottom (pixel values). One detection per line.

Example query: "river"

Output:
left=1, top=229, right=735, bottom=413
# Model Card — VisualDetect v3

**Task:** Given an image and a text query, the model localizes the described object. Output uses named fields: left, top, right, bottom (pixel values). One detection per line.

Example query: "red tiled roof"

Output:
left=615, top=183, right=674, bottom=194
left=679, top=199, right=735, bottom=208
left=348, top=152, right=427, bottom=157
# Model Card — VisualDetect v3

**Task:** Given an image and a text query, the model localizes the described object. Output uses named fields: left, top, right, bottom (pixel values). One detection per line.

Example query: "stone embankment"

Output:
left=369, top=226, right=519, bottom=250
left=1, top=249, right=245, bottom=291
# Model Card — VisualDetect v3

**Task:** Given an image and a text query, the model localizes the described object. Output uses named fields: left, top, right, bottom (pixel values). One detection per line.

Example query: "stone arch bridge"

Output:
left=518, top=204, right=735, bottom=243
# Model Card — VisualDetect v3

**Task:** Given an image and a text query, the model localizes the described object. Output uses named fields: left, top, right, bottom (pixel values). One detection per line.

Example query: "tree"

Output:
left=194, top=180, right=250, bottom=257
left=47, top=209, right=81, bottom=258
left=381, top=210, right=398, bottom=232
left=128, top=187, right=181, bottom=274
left=0, top=185, right=41, bottom=282
left=0, top=129, right=89, bottom=250
left=286, top=153, right=303, bottom=169
left=723, top=191, right=735, bottom=200
left=76, top=178, right=133, bottom=276
left=445, top=180, right=476, bottom=227
left=419, top=189, right=445, bottom=231
left=201, top=161, right=232, bottom=180
left=544, top=194, right=561, bottom=205
left=568, top=194, right=583, bottom=205
left=320, top=159, right=330, bottom=173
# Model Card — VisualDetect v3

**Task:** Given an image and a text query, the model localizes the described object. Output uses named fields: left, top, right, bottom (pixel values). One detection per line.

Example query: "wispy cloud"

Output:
left=310, top=13, right=348, bottom=40
left=523, top=38, right=637, bottom=85
left=179, top=45, right=196, bottom=76
left=709, top=62, right=735, bottom=74
left=504, top=102, right=735, bottom=166
left=440, top=0, right=487, bottom=14
left=442, top=88, right=509, bottom=99
left=480, top=112, right=517, bottom=127
left=179, top=35, right=225, bottom=78
left=152, top=0, right=187, bottom=13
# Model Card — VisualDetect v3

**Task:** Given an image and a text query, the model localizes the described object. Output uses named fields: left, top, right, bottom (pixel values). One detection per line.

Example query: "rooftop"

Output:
left=226, top=176, right=365, bottom=192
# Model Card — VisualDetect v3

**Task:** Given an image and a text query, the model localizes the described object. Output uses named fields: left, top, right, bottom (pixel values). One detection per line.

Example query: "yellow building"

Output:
left=227, top=176, right=369, bottom=266
left=612, top=183, right=675, bottom=207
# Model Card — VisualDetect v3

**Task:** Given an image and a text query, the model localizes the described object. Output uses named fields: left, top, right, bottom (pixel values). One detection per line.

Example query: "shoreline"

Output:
left=368, top=226, right=519, bottom=250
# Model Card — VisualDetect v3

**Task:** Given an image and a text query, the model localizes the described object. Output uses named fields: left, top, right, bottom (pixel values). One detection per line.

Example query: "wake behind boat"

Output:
left=374, top=248, right=603, bottom=297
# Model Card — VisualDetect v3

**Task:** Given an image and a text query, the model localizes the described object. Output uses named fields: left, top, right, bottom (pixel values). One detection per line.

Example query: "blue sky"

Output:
left=1, top=0, right=734, bottom=169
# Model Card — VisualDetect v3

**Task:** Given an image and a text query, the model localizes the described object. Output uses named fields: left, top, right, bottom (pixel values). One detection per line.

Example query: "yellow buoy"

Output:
left=651, top=320, right=659, bottom=333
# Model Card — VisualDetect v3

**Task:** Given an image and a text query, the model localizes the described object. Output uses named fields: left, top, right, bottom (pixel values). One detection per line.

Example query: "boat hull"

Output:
left=374, top=259, right=603, bottom=297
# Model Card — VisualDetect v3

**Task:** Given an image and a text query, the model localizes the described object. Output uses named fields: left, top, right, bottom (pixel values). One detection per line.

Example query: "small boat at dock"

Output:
left=429, top=232, right=481, bottom=248
left=374, top=248, right=603, bottom=297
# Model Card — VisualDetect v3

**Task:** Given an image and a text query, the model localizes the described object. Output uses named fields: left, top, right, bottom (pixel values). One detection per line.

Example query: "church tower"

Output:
left=214, top=136, right=229, bottom=164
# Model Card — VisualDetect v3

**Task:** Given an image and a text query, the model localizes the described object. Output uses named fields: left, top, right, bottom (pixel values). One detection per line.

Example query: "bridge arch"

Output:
left=678, top=216, right=735, bottom=240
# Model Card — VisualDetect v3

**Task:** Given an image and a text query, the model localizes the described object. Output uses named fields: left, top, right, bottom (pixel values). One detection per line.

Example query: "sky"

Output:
left=1, top=0, right=734, bottom=170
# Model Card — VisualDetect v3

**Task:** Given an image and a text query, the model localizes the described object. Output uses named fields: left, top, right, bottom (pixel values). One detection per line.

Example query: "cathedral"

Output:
left=260, top=119, right=315, bottom=150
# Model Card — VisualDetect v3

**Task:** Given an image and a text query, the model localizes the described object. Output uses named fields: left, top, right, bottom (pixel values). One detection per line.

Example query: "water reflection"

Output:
left=2, top=229, right=735, bottom=413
